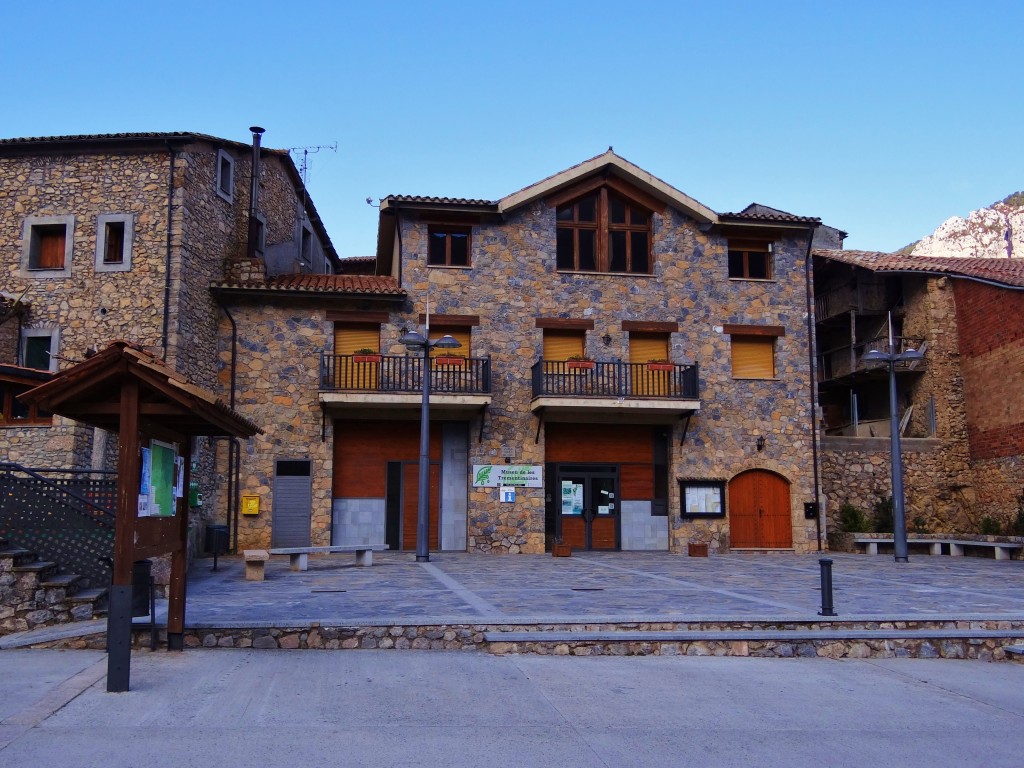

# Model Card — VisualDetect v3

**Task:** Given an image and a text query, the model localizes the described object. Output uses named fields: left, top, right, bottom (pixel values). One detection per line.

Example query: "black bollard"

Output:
left=818, top=557, right=837, bottom=617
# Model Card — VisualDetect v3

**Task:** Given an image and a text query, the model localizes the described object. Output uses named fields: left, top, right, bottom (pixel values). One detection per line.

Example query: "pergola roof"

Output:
left=18, top=341, right=261, bottom=439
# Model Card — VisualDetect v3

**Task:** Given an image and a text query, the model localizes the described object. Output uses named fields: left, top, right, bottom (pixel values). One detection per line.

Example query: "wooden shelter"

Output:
left=19, top=341, right=260, bottom=691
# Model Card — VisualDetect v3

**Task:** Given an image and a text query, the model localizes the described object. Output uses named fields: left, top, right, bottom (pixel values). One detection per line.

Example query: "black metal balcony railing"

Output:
left=320, top=354, right=491, bottom=394
left=816, top=336, right=926, bottom=382
left=531, top=360, right=699, bottom=399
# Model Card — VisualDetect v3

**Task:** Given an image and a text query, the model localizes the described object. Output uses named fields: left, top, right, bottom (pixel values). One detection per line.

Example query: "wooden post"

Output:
left=108, top=378, right=140, bottom=692
left=167, top=439, right=191, bottom=650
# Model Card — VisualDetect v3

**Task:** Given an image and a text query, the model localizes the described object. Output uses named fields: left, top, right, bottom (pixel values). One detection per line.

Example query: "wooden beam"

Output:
left=418, top=313, right=480, bottom=327
left=535, top=318, right=595, bottom=330
left=722, top=323, right=786, bottom=337
left=327, top=310, right=391, bottom=323
left=622, top=320, right=679, bottom=333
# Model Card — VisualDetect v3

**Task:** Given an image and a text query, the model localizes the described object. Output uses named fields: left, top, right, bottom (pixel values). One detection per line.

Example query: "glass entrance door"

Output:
left=555, top=465, right=619, bottom=551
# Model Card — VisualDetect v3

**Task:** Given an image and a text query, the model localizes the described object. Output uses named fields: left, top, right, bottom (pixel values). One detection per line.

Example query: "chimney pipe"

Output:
left=247, top=126, right=265, bottom=261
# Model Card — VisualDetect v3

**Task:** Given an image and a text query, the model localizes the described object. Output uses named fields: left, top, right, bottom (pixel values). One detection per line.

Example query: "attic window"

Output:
left=428, top=225, right=471, bottom=267
left=728, top=240, right=772, bottom=280
left=216, top=150, right=235, bottom=203
left=556, top=188, right=651, bottom=274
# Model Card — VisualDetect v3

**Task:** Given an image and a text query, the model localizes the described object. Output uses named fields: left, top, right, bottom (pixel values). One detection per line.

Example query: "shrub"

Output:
left=1012, top=489, right=1024, bottom=536
left=911, top=515, right=929, bottom=534
left=872, top=497, right=893, bottom=533
left=979, top=516, right=1002, bottom=536
left=838, top=502, right=867, bottom=532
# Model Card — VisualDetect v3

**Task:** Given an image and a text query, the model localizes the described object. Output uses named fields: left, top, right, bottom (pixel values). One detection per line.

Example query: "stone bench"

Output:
left=853, top=537, right=1022, bottom=560
left=268, top=545, right=387, bottom=571
left=243, top=549, right=270, bottom=581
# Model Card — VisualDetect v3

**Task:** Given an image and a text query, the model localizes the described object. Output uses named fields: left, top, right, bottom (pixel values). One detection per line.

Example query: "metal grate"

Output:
left=0, top=464, right=116, bottom=589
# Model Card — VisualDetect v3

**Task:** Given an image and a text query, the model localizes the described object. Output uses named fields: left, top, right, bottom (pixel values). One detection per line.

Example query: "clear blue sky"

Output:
left=3, top=1, right=1021, bottom=257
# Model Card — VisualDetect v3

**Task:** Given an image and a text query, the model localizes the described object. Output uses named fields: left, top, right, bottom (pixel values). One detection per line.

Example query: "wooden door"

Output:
left=728, top=470, right=792, bottom=548
left=401, top=462, right=440, bottom=552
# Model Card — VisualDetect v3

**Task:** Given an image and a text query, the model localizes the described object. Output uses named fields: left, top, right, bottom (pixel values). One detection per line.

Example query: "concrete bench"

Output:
left=243, top=549, right=270, bottom=581
left=268, top=545, right=387, bottom=571
left=853, top=537, right=1022, bottom=560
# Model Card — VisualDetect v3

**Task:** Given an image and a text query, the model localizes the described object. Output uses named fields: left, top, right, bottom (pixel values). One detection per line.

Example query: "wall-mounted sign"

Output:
left=242, top=495, right=260, bottom=516
left=500, top=486, right=516, bottom=503
left=679, top=480, right=726, bottom=518
left=472, top=465, right=543, bottom=487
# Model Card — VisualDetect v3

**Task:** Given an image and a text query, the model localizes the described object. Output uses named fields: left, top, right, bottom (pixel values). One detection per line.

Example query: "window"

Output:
left=556, top=188, right=651, bottom=274
left=95, top=213, right=134, bottom=272
left=20, top=215, right=75, bottom=277
left=1, top=378, right=52, bottom=426
left=728, top=240, right=772, bottom=279
left=730, top=336, right=775, bottom=379
left=300, top=225, right=313, bottom=268
left=542, top=329, right=585, bottom=361
left=428, top=225, right=471, bottom=267
left=429, top=326, right=471, bottom=359
left=21, top=328, right=59, bottom=372
left=216, top=149, right=235, bottom=203
left=253, top=213, right=266, bottom=258
left=629, top=332, right=671, bottom=396
left=333, top=322, right=381, bottom=389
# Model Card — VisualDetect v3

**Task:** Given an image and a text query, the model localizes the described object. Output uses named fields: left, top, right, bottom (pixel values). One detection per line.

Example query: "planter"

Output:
left=352, top=354, right=382, bottom=364
left=646, top=363, right=674, bottom=372
left=552, top=543, right=572, bottom=557
left=687, top=543, right=709, bottom=557
left=435, top=356, right=466, bottom=367
left=565, top=360, right=595, bottom=370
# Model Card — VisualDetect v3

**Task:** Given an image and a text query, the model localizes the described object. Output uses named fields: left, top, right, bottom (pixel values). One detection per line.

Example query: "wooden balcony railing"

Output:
left=816, top=336, right=927, bottom=382
left=319, top=354, right=491, bottom=394
left=531, top=360, right=699, bottom=399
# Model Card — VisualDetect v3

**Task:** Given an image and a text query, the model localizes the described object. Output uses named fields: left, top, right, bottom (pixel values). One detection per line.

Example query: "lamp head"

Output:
left=400, top=331, right=427, bottom=349
left=897, top=348, right=924, bottom=361
left=862, top=350, right=888, bottom=363
left=433, top=334, right=461, bottom=350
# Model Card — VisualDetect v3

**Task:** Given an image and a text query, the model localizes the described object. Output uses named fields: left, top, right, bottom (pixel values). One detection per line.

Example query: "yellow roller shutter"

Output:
left=628, top=333, right=669, bottom=364
left=731, top=336, right=775, bottom=378
left=334, top=324, right=380, bottom=354
left=429, top=327, right=471, bottom=359
left=543, top=330, right=585, bottom=361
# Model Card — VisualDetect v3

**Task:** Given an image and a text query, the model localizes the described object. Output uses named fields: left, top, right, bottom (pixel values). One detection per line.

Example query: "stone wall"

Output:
left=396, top=200, right=820, bottom=553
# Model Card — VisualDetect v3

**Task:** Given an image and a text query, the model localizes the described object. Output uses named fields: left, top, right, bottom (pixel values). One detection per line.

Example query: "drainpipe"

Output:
left=804, top=225, right=823, bottom=551
left=214, top=289, right=241, bottom=551
left=394, top=209, right=403, bottom=284
left=161, top=142, right=177, bottom=360
left=247, top=126, right=265, bottom=262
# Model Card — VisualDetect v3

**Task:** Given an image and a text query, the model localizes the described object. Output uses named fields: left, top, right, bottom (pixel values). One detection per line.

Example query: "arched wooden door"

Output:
left=728, top=470, right=792, bottom=548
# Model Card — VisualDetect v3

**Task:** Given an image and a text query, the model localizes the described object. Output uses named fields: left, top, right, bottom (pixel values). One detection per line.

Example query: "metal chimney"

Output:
left=247, top=126, right=265, bottom=261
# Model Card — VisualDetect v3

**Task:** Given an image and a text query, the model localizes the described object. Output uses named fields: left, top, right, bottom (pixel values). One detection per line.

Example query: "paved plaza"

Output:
left=2, top=648, right=1024, bottom=767
left=179, top=550, right=1024, bottom=628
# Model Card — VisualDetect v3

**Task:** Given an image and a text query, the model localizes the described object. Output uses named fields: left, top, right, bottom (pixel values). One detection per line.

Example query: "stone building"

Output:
left=217, top=151, right=827, bottom=554
left=0, top=130, right=338, bottom=550
left=813, top=249, right=1024, bottom=533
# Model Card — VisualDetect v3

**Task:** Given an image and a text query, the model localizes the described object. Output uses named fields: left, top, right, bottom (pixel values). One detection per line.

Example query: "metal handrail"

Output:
left=320, top=353, right=491, bottom=394
left=531, top=360, right=699, bottom=399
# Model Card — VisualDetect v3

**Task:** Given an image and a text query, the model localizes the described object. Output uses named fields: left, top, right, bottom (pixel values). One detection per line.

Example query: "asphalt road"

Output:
left=1, top=649, right=1022, bottom=767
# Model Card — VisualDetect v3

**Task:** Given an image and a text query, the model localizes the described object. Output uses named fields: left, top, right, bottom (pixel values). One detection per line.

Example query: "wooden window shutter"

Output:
left=731, top=336, right=775, bottom=378
left=334, top=323, right=380, bottom=354
left=38, top=228, right=65, bottom=269
left=628, top=333, right=669, bottom=364
left=429, top=327, right=471, bottom=358
left=543, top=330, right=584, bottom=361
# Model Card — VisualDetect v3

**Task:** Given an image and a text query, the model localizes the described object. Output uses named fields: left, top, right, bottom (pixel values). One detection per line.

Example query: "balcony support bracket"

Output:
left=679, top=412, right=693, bottom=447
left=534, top=408, right=545, bottom=444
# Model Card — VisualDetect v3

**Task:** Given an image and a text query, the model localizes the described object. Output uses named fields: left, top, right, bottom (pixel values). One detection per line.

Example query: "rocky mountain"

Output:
left=907, top=192, right=1023, bottom=258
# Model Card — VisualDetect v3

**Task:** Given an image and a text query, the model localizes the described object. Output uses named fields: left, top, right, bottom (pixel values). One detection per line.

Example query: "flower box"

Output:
left=552, top=543, right=573, bottom=557
left=687, top=543, right=709, bottom=557
left=565, top=360, right=595, bottom=371
left=352, top=354, right=382, bottom=364
left=646, top=362, right=674, bottom=372
left=435, top=356, right=466, bottom=367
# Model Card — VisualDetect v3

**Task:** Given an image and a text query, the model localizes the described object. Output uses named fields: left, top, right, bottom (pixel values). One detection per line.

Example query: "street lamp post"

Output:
left=863, top=335, right=923, bottom=564
left=400, top=330, right=460, bottom=562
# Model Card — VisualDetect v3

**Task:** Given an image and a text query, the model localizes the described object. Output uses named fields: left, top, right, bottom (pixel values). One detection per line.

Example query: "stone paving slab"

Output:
left=180, top=551, right=1024, bottom=627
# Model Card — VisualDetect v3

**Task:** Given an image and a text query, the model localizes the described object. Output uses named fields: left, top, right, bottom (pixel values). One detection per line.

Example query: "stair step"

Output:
left=0, top=547, right=34, bottom=560
left=12, top=560, right=57, bottom=574
left=68, top=587, right=108, bottom=603
left=41, top=573, right=83, bottom=589
left=485, top=628, right=1024, bottom=644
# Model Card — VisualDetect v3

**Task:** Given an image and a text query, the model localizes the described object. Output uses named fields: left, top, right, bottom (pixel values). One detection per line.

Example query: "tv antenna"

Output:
left=288, top=141, right=338, bottom=186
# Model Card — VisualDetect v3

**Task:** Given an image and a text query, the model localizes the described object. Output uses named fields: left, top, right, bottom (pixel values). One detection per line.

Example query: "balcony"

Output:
left=318, top=353, right=491, bottom=417
left=530, top=360, right=700, bottom=423
left=817, top=336, right=927, bottom=385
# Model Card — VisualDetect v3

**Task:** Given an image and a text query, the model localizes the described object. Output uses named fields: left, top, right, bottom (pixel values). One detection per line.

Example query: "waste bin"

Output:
left=131, top=559, right=153, bottom=618
left=205, top=524, right=229, bottom=556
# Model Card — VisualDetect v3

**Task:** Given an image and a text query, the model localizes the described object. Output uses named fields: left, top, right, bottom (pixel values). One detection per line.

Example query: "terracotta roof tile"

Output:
left=212, top=273, right=405, bottom=295
left=814, top=249, right=1024, bottom=288
left=719, top=211, right=821, bottom=224
left=384, top=195, right=497, bottom=207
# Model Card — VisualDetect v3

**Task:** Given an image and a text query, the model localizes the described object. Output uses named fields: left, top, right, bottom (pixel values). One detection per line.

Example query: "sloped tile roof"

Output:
left=212, top=273, right=406, bottom=296
left=814, top=249, right=1024, bottom=288
left=383, top=195, right=497, bottom=207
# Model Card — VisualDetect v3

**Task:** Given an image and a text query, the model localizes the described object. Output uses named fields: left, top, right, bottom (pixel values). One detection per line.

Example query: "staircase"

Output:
left=0, top=536, right=108, bottom=635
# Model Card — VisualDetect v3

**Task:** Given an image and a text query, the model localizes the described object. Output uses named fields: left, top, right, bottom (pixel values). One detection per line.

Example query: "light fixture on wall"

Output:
left=602, top=333, right=612, bottom=346
left=756, top=435, right=766, bottom=452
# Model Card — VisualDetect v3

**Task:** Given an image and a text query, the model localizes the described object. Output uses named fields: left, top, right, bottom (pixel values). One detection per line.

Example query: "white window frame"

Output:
left=94, top=213, right=135, bottom=272
left=19, top=215, right=75, bottom=278
left=216, top=149, right=235, bottom=203
left=21, top=326, right=60, bottom=372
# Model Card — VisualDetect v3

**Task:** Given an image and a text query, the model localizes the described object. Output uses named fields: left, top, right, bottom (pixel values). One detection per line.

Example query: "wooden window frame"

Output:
left=20, top=215, right=75, bottom=277
left=728, top=239, right=773, bottom=280
left=216, top=149, right=235, bottom=203
left=95, top=213, right=134, bottom=272
left=556, top=187, right=653, bottom=275
left=729, top=334, right=777, bottom=379
left=427, top=224, right=472, bottom=268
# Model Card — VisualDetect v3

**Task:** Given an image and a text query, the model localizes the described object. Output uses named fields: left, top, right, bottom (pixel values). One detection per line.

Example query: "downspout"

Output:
left=395, top=209, right=403, bottom=284
left=161, top=142, right=177, bottom=360
left=214, top=289, right=242, bottom=551
left=804, top=225, right=823, bottom=551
